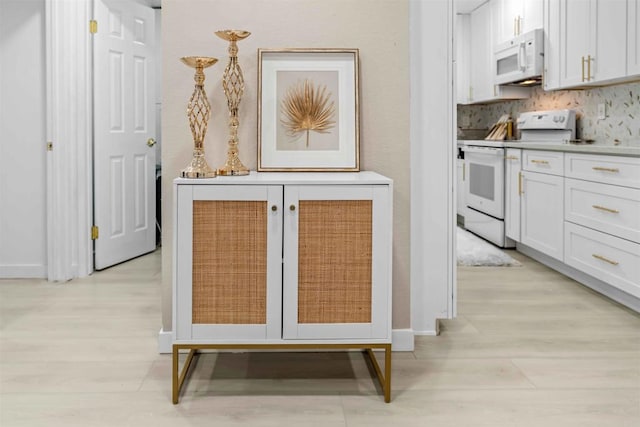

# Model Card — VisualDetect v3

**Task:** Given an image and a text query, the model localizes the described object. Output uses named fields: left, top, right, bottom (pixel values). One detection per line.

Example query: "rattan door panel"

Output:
left=282, top=185, right=392, bottom=340
left=297, top=200, right=373, bottom=324
left=192, top=200, right=267, bottom=325
left=174, top=185, right=283, bottom=341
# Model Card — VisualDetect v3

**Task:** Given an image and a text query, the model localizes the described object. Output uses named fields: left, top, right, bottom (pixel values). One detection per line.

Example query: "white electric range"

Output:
left=462, top=109, right=576, bottom=247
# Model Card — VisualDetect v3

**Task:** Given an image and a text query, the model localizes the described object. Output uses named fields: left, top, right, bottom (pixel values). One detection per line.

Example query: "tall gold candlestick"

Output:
left=180, top=56, right=218, bottom=178
left=216, top=30, right=250, bottom=176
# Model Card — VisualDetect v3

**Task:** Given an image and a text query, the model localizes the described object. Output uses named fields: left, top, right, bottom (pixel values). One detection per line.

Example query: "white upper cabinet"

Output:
left=460, top=1, right=531, bottom=104
left=470, top=2, right=493, bottom=102
left=592, top=0, right=628, bottom=82
left=456, top=13, right=472, bottom=104
left=493, top=0, right=544, bottom=45
left=629, top=0, right=640, bottom=75
left=547, top=0, right=633, bottom=89
left=522, top=0, right=544, bottom=33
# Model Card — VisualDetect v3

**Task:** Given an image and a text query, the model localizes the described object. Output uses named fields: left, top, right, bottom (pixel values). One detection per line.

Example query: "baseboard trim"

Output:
left=0, top=265, right=47, bottom=279
left=158, top=328, right=172, bottom=354
left=392, top=328, right=415, bottom=351
left=158, top=328, right=416, bottom=353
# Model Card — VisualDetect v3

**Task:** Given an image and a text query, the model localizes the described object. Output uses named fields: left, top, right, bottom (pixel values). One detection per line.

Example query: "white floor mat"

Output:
left=457, top=227, right=521, bottom=267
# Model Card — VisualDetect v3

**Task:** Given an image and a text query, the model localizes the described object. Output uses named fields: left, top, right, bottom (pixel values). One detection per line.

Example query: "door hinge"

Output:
left=89, top=20, right=98, bottom=34
left=91, top=226, right=99, bottom=240
left=47, top=142, right=53, bottom=151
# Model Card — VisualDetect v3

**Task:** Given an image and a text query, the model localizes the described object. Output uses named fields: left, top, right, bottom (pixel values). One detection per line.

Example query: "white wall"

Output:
left=0, top=0, right=48, bottom=278
left=161, top=0, right=411, bottom=335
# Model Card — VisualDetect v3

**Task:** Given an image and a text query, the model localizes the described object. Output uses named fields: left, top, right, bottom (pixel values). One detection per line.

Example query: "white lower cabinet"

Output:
left=565, top=177, right=640, bottom=244
left=521, top=170, right=564, bottom=261
left=565, top=222, right=640, bottom=298
left=512, top=149, right=640, bottom=306
left=505, top=149, right=522, bottom=241
left=173, top=173, right=393, bottom=344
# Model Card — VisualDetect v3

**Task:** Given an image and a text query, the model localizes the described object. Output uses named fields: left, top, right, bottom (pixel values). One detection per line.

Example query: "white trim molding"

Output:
left=45, top=0, right=94, bottom=281
left=391, top=329, right=415, bottom=351
left=409, top=0, right=457, bottom=335
left=158, top=328, right=173, bottom=354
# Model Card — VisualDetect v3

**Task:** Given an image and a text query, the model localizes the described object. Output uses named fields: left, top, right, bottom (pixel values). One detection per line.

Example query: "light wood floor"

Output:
left=1, top=249, right=639, bottom=426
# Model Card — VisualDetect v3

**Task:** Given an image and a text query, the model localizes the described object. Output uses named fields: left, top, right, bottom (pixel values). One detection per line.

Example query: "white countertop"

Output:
left=503, top=142, right=640, bottom=157
left=458, top=139, right=640, bottom=157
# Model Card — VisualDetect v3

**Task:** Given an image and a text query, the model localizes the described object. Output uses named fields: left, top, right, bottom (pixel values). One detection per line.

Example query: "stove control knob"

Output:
left=560, top=116, right=565, bottom=123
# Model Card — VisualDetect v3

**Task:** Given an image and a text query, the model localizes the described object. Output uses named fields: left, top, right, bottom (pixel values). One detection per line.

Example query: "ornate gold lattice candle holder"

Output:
left=180, top=56, right=218, bottom=178
left=216, top=30, right=251, bottom=176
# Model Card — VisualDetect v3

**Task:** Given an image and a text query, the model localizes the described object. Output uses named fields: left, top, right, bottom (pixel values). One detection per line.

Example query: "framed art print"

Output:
left=257, top=48, right=360, bottom=171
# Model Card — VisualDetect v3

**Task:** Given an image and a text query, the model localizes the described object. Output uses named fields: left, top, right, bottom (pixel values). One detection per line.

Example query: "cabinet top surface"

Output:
left=174, top=171, right=393, bottom=185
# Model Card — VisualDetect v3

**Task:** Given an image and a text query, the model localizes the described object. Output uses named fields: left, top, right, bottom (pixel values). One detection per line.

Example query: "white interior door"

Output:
left=94, top=0, right=156, bottom=270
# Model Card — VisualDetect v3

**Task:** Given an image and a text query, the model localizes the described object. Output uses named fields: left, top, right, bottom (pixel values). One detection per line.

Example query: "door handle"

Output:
left=147, top=138, right=157, bottom=147
left=518, top=171, right=523, bottom=195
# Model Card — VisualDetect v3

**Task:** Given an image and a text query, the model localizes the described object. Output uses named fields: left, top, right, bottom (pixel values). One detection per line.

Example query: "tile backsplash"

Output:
left=457, top=81, right=640, bottom=146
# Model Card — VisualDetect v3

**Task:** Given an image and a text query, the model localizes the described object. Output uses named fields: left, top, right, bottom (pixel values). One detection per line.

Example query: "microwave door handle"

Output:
left=518, top=42, right=526, bottom=71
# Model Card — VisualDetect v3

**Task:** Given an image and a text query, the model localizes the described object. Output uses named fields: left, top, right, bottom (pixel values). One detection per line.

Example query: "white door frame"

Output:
left=45, top=0, right=94, bottom=281
left=409, top=0, right=457, bottom=335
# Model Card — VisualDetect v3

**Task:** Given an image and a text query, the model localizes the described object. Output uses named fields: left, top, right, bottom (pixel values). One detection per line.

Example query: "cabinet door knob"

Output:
left=271, top=205, right=278, bottom=212
left=289, top=204, right=296, bottom=211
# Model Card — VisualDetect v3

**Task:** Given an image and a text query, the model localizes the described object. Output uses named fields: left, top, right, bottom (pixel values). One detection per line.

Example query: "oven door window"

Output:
left=469, top=163, right=495, bottom=200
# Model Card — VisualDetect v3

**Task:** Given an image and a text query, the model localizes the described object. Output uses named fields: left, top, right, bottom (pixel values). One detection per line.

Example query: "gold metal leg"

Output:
left=384, top=344, right=392, bottom=403
left=172, top=345, right=198, bottom=404
left=172, top=345, right=179, bottom=404
left=365, top=344, right=392, bottom=403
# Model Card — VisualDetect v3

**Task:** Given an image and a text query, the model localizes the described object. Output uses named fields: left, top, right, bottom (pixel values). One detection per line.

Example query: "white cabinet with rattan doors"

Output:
left=172, top=172, right=393, bottom=403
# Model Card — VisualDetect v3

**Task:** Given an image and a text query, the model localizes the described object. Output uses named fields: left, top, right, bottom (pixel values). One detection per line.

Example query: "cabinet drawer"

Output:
left=564, top=222, right=640, bottom=299
left=565, top=178, right=640, bottom=244
left=522, top=150, right=564, bottom=175
left=565, top=153, right=640, bottom=189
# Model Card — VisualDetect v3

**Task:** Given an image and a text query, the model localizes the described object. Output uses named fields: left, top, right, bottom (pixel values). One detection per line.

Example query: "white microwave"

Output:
left=494, top=29, right=544, bottom=85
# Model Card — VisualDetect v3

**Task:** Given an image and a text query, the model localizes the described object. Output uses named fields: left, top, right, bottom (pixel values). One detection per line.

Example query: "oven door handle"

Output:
left=462, top=146, right=504, bottom=155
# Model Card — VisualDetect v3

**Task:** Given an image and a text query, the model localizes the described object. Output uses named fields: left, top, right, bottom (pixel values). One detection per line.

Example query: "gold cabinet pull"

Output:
left=289, top=204, right=296, bottom=211
left=271, top=205, right=278, bottom=212
left=581, top=56, right=585, bottom=82
left=587, top=54, right=592, bottom=81
left=592, top=254, right=619, bottom=266
left=518, top=171, right=523, bottom=195
left=592, top=205, right=619, bottom=214
left=592, top=166, right=619, bottom=173
left=518, top=16, right=522, bottom=35
left=505, top=155, right=519, bottom=160
left=530, top=159, right=549, bottom=165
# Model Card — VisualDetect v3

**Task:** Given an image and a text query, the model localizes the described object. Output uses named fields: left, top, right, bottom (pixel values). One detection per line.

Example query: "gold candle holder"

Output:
left=216, top=30, right=251, bottom=176
left=180, top=56, right=218, bottom=178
